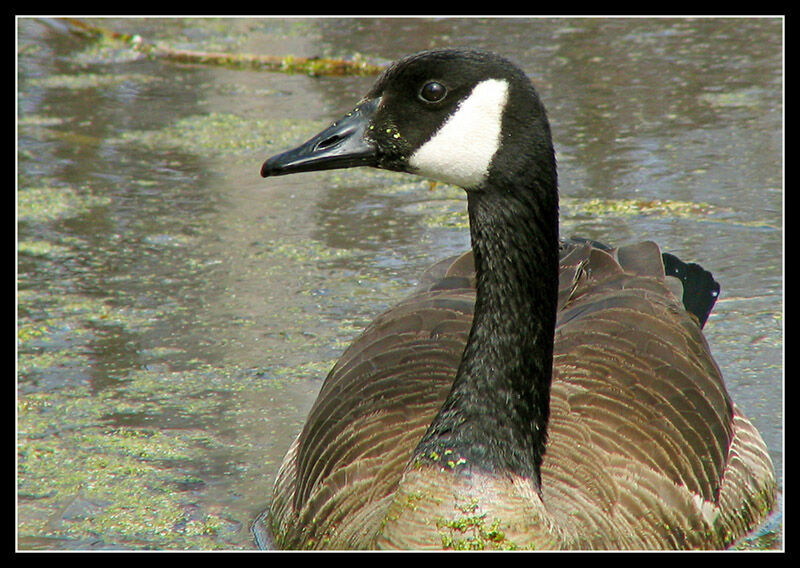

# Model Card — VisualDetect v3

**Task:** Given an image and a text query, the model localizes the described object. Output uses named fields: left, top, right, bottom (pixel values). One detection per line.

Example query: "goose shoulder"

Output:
left=377, top=241, right=774, bottom=549
left=261, top=240, right=774, bottom=549
left=267, top=269, right=475, bottom=548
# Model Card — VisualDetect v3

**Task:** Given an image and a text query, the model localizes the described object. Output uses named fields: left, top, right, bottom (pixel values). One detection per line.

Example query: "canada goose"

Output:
left=254, top=48, right=776, bottom=550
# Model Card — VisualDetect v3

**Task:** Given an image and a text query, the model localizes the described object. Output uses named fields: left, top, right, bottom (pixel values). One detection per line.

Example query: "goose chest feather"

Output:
left=254, top=48, right=776, bottom=550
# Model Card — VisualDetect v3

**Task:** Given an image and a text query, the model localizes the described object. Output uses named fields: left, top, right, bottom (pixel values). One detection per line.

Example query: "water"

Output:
left=17, top=17, right=782, bottom=549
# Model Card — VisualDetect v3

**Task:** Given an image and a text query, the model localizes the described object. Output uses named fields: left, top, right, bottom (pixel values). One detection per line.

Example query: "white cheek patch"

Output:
left=408, top=78, right=509, bottom=189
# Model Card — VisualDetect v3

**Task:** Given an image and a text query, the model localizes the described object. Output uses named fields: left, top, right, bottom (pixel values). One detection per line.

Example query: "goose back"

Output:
left=258, top=240, right=776, bottom=549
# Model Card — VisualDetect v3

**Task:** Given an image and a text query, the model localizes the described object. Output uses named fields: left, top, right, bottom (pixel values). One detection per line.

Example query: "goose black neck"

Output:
left=414, top=172, right=559, bottom=487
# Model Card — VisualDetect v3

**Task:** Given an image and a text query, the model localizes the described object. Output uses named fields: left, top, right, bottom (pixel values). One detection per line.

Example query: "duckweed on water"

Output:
left=17, top=288, right=116, bottom=382
left=17, top=383, right=223, bottom=547
left=698, top=87, right=766, bottom=109
left=27, top=72, right=159, bottom=91
left=19, top=232, right=315, bottom=547
left=17, top=362, right=307, bottom=549
left=270, top=360, right=336, bottom=383
left=17, top=240, right=73, bottom=258
left=119, top=113, right=324, bottom=157
left=264, top=238, right=356, bottom=263
left=399, top=192, right=725, bottom=232
left=561, top=196, right=721, bottom=219
left=18, top=186, right=111, bottom=223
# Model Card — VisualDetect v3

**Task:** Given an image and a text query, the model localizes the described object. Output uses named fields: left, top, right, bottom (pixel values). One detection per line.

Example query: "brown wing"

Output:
left=263, top=242, right=774, bottom=549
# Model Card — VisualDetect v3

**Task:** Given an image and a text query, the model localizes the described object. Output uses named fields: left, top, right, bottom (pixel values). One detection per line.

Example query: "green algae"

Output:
left=17, top=322, right=52, bottom=345
left=17, top=236, right=325, bottom=549
left=17, top=240, right=330, bottom=548
left=270, top=360, right=336, bottom=383
left=16, top=360, right=312, bottom=549
left=699, top=87, right=766, bottom=109
left=119, top=112, right=322, bottom=158
left=436, top=499, right=527, bottom=551
left=18, top=185, right=111, bottom=223
left=59, top=18, right=383, bottom=76
left=27, top=72, right=159, bottom=91
left=17, top=284, right=115, bottom=382
left=561, top=196, right=721, bottom=219
left=17, top=240, right=73, bottom=259
left=265, top=238, right=356, bottom=264
left=378, top=189, right=727, bottom=232
left=17, top=383, right=224, bottom=548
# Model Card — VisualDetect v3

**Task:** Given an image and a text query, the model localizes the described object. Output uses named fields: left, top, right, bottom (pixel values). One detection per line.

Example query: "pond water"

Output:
left=17, top=17, right=783, bottom=550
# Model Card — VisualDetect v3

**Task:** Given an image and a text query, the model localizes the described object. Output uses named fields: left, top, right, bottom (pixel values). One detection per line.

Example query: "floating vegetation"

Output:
left=17, top=382, right=231, bottom=548
left=264, top=238, right=355, bottom=264
left=26, top=72, right=159, bottom=91
left=560, top=196, right=781, bottom=230
left=119, top=112, right=322, bottom=157
left=18, top=185, right=111, bottom=223
left=16, top=362, right=310, bottom=549
left=562, top=196, right=722, bottom=219
left=436, top=499, right=526, bottom=551
left=698, top=87, right=766, bottom=109
left=17, top=240, right=73, bottom=258
left=59, top=18, right=384, bottom=76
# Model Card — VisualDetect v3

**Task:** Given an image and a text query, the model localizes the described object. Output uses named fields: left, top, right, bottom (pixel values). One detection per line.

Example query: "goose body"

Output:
left=255, top=48, right=775, bottom=550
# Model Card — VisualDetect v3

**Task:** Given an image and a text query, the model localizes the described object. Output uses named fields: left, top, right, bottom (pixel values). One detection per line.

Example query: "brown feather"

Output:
left=257, top=240, right=776, bottom=549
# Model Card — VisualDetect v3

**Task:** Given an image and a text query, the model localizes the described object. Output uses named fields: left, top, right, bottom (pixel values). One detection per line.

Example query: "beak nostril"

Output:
left=316, top=122, right=360, bottom=152
left=316, top=134, right=343, bottom=151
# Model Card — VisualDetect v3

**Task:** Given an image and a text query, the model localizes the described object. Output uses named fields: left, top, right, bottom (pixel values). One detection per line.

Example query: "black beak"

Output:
left=261, top=98, right=379, bottom=178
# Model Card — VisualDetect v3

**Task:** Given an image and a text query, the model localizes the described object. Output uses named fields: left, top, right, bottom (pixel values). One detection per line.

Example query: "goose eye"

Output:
left=419, top=81, right=447, bottom=103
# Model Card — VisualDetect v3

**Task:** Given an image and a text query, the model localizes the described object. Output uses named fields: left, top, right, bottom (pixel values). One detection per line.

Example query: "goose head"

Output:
left=261, top=48, right=556, bottom=196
